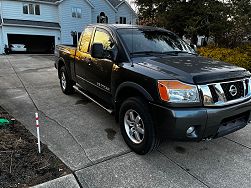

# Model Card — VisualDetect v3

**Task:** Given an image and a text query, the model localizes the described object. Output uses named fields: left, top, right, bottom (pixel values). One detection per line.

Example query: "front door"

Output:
left=86, top=27, right=118, bottom=103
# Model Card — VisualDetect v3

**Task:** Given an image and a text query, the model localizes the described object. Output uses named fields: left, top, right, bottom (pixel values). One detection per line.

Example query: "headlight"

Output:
left=158, top=80, right=200, bottom=103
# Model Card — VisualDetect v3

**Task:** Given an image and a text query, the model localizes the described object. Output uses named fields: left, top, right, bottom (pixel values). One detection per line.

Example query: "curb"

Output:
left=31, top=174, right=81, bottom=188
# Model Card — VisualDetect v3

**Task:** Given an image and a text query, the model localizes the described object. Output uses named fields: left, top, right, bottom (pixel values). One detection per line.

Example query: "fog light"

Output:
left=186, top=126, right=198, bottom=138
left=187, top=126, right=195, bottom=134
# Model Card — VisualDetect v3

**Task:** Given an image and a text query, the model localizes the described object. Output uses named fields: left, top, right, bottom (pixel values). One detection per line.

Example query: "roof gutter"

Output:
left=18, top=0, right=57, bottom=5
left=104, top=0, right=118, bottom=12
left=55, top=0, right=95, bottom=8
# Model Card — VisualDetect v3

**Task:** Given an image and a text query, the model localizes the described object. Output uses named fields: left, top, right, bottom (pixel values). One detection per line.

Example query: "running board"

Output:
left=73, top=85, right=114, bottom=114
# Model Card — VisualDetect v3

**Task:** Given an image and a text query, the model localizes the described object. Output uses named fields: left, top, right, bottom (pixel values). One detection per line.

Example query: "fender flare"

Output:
left=57, top=57, right=71, bottom=78
left=58, top=57, right=66, bottom=68
left=115, top=82, right=154, bottom=103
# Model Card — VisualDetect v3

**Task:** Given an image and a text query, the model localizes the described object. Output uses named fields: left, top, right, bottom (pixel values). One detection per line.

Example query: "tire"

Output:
left=119, top=97, right=160, bottom=155
left=59, top=66, right=75, bottom=95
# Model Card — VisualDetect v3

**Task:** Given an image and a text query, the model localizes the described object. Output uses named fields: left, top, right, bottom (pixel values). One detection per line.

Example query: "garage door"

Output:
left=8, top=34, right=55, bottom=54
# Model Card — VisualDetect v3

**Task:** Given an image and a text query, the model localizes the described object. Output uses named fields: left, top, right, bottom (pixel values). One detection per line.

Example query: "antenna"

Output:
left=130, top=0, right=136, bottom=67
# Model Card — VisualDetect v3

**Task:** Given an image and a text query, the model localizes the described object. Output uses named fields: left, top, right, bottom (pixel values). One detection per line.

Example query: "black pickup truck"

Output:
left=55, top=24, right=251, bottom=155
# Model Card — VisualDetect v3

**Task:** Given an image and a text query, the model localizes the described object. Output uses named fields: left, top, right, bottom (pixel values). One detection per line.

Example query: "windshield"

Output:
left=117, top=28, right=195, bottom=55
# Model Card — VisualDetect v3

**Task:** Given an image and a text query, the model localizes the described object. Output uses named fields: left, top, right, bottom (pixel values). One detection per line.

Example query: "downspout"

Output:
left=0, top=0, right=5, bottom=54
left=0, top=0, right=3, bottom=24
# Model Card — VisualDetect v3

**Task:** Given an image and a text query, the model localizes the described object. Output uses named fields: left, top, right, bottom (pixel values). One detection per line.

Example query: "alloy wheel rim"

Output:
left=61, top=72, right=66, bottom=90
left=124, top=109, right=145, bottom=144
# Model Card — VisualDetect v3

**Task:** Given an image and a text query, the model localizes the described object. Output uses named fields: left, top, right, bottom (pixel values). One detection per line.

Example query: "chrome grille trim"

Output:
left=198, top=78, right=251, bottom=107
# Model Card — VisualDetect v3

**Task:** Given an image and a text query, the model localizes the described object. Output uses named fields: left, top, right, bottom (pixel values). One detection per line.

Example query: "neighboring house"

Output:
left=0, top=0, right=137, bottom=54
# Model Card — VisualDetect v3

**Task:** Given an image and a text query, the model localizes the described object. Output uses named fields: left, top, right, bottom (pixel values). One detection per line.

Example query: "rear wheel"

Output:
left=59, top=66, right=74, bottom=95
left=119, top=97, right=160, bottom=155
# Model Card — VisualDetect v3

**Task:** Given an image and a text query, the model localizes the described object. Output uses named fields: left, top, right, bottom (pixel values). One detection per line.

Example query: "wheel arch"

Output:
left=57, top=57, right=66, bottom=79
left=114, top=82, right=154, bottom=121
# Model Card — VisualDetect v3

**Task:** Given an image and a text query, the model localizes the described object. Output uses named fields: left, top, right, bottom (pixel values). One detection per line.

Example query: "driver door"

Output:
left=86, top=27, right=118, bottom=103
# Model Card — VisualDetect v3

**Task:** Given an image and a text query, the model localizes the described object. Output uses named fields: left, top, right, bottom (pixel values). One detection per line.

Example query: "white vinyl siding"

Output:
left=2, top=0, right=58, bottom=23
left=116, top=3, right=137, bottom=24
left=59, top=0, right=92, bottom=44
left=90, top=0, right=116, bottom=24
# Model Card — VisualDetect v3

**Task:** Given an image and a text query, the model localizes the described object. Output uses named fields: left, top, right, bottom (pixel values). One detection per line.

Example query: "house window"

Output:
left=35, top=5, right=40, bottom=15
left=97, top=12, right=108, bottom=24
left=29, top=4, right=34, bottom=14
left=120, top=17, right=127, bottom=24
left=23, top=4, right=28, bottom=14
left=72, top=8, right=82, bottom=18
left=23, top=4, right=40, bottom=15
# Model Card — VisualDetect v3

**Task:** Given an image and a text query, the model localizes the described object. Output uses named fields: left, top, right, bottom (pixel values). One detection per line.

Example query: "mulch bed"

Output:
left=0, top=107, right=71, bottom=188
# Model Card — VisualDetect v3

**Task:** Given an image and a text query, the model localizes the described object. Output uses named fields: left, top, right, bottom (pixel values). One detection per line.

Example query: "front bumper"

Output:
left=150, top=99, right=251, bottom=141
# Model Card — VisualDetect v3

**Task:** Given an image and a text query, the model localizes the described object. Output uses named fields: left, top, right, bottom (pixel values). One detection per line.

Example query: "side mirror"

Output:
left=91, top=43, right=104, bottom=59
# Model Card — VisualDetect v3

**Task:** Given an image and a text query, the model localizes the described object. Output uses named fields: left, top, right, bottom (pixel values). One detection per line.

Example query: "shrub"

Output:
left=198, top=45, right=251, bottom=71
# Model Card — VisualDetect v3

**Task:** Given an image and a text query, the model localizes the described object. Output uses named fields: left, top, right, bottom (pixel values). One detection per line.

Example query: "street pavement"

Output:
left=0, top=54, right=250, bottom=188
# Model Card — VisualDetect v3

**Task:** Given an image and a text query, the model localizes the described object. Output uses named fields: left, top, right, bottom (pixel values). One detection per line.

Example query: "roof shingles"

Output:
left=15, top=0, right=59, bottom=3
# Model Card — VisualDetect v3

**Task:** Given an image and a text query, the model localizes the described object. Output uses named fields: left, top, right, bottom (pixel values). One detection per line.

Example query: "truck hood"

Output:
left=133, top=55, right=251, bottom=84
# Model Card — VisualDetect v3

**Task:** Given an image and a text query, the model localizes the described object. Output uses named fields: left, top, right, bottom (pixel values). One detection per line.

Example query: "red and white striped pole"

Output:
left=35, top=112, right=41, bottom=154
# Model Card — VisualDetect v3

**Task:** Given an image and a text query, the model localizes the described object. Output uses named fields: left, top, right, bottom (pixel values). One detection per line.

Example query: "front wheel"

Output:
left=59, top=66, right=74, bottom=95
left=119, top=97, right=160, bottom=155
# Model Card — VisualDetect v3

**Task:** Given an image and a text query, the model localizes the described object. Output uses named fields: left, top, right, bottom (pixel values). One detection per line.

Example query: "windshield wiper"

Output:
left=164, top=50, right=197, bottom=55
left=130, top=51, right=197, bottom=56
left=130, top=51, right=165, bottom=55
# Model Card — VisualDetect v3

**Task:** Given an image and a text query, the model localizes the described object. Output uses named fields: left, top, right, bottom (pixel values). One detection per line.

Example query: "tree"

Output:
left=135, top=0, right=251, bottom=47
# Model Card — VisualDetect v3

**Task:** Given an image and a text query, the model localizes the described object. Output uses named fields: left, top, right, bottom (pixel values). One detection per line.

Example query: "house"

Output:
left=0, top=0, right=137, bottom=54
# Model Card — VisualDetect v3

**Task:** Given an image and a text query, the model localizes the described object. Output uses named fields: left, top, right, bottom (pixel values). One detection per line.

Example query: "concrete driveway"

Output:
left=0, top=54, right=251, bottom=188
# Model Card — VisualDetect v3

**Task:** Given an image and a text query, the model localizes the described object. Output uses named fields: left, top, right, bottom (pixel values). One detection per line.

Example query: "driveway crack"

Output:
left=6, top=57, right=39, bottom=111
left=223, top=137, right=251, bottom=150
left=38, top=110, right=94, bottom=165
left=157, top=150, right=211, bottom=188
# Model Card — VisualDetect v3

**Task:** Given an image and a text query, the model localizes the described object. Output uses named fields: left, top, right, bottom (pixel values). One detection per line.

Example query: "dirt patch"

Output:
left=0, top=107, right=71, bottom=188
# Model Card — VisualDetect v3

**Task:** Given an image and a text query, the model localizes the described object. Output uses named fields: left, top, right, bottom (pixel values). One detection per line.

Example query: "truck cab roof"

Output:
left=86, top=24, right=170, bottom=32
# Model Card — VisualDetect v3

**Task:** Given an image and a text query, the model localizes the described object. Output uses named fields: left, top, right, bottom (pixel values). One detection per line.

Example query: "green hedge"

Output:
left=198, top=45, right=251, bottom=71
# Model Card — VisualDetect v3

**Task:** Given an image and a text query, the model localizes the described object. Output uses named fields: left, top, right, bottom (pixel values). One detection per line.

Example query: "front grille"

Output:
left=199, top=78, right=251, bottom=106
left=209, top=85, right=219, bottom=102
left=221, top=81, right=244, bottom=101
left=245, top=79, right=249, bottom=95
